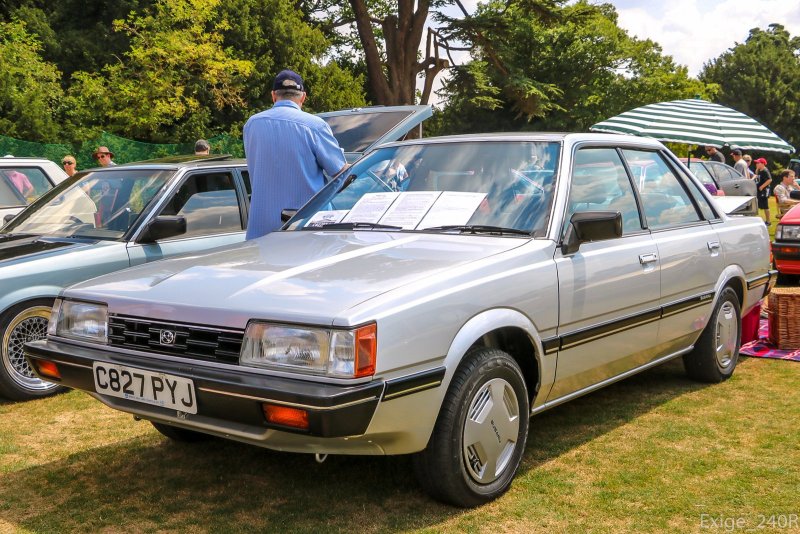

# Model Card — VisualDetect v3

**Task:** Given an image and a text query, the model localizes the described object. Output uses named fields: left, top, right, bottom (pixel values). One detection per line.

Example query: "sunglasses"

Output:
left=62, top=161, right=75, bottom=165
left=96, top=153, right=109, bottom=158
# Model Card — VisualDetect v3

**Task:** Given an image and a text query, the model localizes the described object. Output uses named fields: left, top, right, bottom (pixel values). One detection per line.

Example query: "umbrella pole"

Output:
left=687, top=147, right=691, bottom=167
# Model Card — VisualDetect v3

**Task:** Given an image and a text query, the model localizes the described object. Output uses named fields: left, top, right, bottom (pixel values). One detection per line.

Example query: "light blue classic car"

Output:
left=0, top=105, right=432, bottom=400
left=0, top=156, right=250, bottom=399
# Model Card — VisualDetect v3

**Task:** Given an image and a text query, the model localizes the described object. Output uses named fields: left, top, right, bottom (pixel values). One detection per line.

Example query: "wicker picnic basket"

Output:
left=767, top=286, right=800, bottom=349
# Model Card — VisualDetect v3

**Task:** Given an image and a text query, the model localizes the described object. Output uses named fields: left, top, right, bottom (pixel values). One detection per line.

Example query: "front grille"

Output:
left=108, top=315, right=244, bottom=364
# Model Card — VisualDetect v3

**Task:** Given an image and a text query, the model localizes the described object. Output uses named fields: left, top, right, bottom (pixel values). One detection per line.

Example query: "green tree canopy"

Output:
left=700, top=23, right=800, bottom=154
left=0, top=19, right=63, bottom=141
left=434, top=0, right=711, bottom=135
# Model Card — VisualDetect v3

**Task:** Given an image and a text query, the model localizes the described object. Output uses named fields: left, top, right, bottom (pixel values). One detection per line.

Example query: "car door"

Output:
left=127, top=168, right=247, bottom=265
left=623, top=149, right=724, bottom=354
left=549, top=146, right=661, bottom=401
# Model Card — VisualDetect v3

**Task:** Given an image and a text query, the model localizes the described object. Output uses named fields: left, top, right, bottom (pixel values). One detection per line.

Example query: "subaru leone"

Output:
left=26, top=133, right=775, bottom=506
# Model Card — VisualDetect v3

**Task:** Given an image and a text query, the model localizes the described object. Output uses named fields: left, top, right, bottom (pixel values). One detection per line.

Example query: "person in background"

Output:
left=62, top=155, right=78, bottom=177
left=773, top=169, right=800, bottom=218
left=754, top=157, right=772, bottom=225
left=194, top=139, right=210, bottom=155
left=243, top=69, right=346, bottom=239
left=92, top=146, right=116, bottom=167
left=3, top=169, right=34, bottom=197
left=742, top=154, right=754, bottom=179
left=731, top=149, right=748, bottom=177
left=704, top=145, right=725, bottom=163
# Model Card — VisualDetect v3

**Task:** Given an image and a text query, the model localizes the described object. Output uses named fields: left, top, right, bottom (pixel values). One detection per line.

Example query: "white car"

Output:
left=0, top=156, right=69, bottom=221
left=26, top=133, right=775, bottom=507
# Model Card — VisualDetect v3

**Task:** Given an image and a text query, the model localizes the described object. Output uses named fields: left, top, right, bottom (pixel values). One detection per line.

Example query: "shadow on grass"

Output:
left=0, top=359, right=709, bottom=533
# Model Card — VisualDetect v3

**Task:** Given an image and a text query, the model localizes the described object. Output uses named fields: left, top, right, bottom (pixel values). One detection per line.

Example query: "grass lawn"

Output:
left=1, top=355, right=798, bottom=533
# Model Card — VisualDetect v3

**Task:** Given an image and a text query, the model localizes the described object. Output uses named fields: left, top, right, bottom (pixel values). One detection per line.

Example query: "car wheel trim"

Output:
left=714, top=301, right=737, bottom=369
left=2, top=306, right=56, bottom=391
left=462, top=377, right=520, bottom=485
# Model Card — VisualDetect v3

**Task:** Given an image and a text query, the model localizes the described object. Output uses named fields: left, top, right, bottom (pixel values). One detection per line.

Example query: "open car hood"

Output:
left=318, top=105, right=433, bottom=162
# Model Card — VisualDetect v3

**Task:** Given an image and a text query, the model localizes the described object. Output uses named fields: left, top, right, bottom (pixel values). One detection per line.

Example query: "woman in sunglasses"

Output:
left=62, top=155, right=78, bottom=177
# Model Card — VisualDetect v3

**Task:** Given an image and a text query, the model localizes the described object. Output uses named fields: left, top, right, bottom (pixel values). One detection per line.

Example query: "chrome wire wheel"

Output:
left=2, top=305, right=55, bottom=392
left=714, top=300, right=738, bottom=370
left=462, top=377, right=521, bottom=485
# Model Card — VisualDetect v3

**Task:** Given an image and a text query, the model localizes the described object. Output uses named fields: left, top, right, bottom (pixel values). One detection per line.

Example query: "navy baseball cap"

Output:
left=273, top=70, right=304, bottom=91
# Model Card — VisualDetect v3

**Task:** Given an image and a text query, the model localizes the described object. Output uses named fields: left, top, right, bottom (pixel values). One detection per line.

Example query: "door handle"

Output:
left=707, top=241, right=721, bottom=252
left=639, top=253, right=658, bottom=265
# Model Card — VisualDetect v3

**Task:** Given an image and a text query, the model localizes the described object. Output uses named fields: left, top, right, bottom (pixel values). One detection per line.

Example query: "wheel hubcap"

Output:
left=462, top=377, right=520, bottom=484
left=714, top=301, right=738, bottom=369
left=2, top=306, right=54, bottom=391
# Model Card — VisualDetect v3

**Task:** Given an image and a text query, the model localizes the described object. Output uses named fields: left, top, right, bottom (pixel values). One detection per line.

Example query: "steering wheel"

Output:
left=367, top=170, right=395, bottom=192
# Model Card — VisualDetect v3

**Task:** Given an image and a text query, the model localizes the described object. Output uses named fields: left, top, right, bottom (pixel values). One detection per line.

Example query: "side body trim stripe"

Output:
left=548, top=291, right=715, bottom=353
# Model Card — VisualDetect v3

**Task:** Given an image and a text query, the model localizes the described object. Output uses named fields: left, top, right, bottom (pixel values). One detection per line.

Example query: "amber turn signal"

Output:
left=35, top=360, right=61, bottom=380
left=262, top=403, right=309, bottom=429
left=354, top=323, right=377, bottom=378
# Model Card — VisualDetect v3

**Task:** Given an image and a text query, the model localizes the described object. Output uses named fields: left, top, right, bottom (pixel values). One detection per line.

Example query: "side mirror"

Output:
left=138, top=215, right=187, bottom=243
left=561, top=211, right=622, bottom=255
left=3, top=214, right=14, bottom=224
left=280, top=209, right=297, bottom=223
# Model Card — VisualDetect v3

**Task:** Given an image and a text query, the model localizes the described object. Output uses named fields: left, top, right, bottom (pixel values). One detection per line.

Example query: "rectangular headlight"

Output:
left=777, top=224, right=800, bottom=241
left=240, top=322, right=376, bottom=379
left=54, top=300, right=108, bottom=343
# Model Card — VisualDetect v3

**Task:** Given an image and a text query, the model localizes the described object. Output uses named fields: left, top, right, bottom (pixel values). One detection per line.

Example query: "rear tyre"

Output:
left=0, top=299, right=64, bottom=401
left=683, top=287, right=741, bottom=383
left=151, top=421, right=211, bottom=442
left=412, top=347, right=529, bottom=507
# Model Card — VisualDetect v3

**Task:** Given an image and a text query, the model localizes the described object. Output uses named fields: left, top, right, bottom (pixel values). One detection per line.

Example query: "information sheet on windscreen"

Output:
left=304, top=191, right=487, bottom=229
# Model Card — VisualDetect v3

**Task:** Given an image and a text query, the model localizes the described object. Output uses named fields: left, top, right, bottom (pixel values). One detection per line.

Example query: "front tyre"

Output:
left=683, top=287, right=741, bottom=383
left=0, top=300, right=64, bottom=401
left=413, top=347, right=529, bottom=507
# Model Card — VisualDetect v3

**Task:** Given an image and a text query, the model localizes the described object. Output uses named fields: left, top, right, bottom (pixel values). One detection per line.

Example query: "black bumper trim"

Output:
left=25, top=338, right=385, bottom=438
left=382, top=367, right=446, bottom=401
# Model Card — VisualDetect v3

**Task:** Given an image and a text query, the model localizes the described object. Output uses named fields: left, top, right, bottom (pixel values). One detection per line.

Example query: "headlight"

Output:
left=52, top=299, right=108, bottom=343
left=776, top=224, right=800, bottom=240
left=240, top=322, right=376, bottom=379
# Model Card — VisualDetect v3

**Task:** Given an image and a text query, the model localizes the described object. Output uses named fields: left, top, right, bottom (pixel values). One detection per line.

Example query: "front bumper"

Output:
left=25, top=338, right=385, bottom=440
left=772, top=241, right=800, bottom=274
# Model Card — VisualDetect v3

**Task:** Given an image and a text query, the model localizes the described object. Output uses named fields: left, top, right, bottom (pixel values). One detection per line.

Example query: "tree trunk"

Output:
left=350, top=0, right=434, bottom=105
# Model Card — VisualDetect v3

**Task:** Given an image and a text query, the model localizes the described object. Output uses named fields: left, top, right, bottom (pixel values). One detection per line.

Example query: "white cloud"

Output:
left=423, top=0, right=800, bottom=106
left=607, top=0, right=800, bottom=75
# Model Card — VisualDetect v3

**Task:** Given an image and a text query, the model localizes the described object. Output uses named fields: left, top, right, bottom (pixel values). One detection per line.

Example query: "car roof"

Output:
left=84, top=155, right=247, bottom=172
left=377, top=132, right=666, bottom=149
left=1, top=156, right=59, bottom=164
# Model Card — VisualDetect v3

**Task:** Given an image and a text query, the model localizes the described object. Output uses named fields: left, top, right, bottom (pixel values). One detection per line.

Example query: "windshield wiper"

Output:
left=423, top=225, right=532, bottom=236
left=319, top=222, right=403, bottom=231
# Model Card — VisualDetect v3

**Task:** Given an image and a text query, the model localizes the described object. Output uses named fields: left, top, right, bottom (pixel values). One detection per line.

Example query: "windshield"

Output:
left=288, top=141, right=560, bottom=236
left=4, top=169, right=173, bottom=239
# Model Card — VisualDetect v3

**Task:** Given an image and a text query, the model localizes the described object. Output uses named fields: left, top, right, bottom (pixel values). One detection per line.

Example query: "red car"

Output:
left=772, top=203, right=800, bottom=278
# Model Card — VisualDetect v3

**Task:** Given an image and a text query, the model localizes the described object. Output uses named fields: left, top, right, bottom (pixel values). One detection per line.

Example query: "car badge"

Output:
left=159, top=330, right=176, bottom=345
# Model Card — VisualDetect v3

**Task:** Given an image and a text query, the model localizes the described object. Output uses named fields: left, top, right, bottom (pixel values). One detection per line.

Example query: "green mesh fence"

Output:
left=0, top=132, right=244, bottom=171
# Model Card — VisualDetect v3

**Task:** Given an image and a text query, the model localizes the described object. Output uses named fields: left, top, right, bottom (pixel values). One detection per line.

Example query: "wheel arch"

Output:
left=714, top=266, right=747, bottom=310
left=0, top=286, right=62, bottom=320
left=442, top=308, right=544, bottom=405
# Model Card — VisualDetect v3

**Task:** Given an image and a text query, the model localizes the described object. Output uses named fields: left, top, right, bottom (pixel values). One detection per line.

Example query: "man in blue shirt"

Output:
left=244, top=69, right=346, bottom=239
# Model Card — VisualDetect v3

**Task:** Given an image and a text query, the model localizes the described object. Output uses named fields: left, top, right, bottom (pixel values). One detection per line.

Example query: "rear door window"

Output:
left=621, top=150, right=702, bottom=229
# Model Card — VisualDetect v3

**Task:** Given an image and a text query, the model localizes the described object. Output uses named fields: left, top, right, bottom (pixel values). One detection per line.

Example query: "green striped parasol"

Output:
left=590, top=98, right=794, bottom=153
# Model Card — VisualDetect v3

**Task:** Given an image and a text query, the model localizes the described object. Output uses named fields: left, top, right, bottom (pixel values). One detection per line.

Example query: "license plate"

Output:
left=93, top=362, right=197, bottom=414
